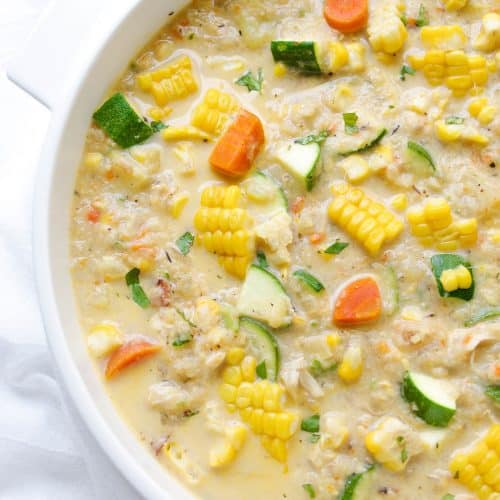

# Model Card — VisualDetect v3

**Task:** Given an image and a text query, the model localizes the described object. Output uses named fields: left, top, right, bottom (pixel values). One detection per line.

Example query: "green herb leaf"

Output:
left=235, top=68, right=263, bottom=92
left=340, top=128, right=387, bottom=156
left=125, top=268, right=150, bottom=308
left=301, top=414, right=320, bottom=433
left=343, top=112, right=359, bottom=134
left=295, top=130, right=329, bottom=145
left=485, top=385, right=500, bottom=403
left=400, top=64, right=416, bottom=81
left=401, top=446, right=408, bottom=463
left=309, top=359, right=338, bottom=377
left=407, top=140, right=436, bottom=172
left=256, top=250, right=269, bottom=269
left=256, top=360, right=267, bottom=379
left=176, top=232, right=194, bottom=255
left=150, top=121, right=167, bottom=132
left=430, top=254, right=475, bottom=301
left=324, top=240, right=349, bottom=255
left=293, top=269, right=325, bottom=292
left=302, top=483, right=316, bottom=498
left=441, top=495, right=455, bottom=500
left=400, top=13, right=408, bottom=26
left=416, top=4, right=429, bottom=26
left=464, top=307, right=500, bottom=327
left=309, top=433, right=321, bottom=443
left=172, top=332, right=193, bottom=347
left=445, top=116, right=465, bottom=125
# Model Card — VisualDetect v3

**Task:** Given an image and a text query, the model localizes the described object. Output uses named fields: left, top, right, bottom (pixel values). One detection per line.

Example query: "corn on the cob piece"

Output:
left=368, top=0, right=407, bottom=55
left=191, top=88, right=239, bottom=135
left=219, top=356, right=298, bottom=463
left=337, top=343, right=363, bottom=383
left=469, top=97, right=497, bottom=125
left=443, top=0, right=468, bottom=11
left=137, top=56, right=198, bottom=105
left=435, top=120, right=489, bottom=146
left=449, top=424, right=500, bottom=499
left=328, top=183, right=403, bottom=256
left=473, top=13, right=500, bottom=53
left=420, top=25, right=467, bottom=51
left=439, top=265, right=473, bottom=292
left=406, top=198, right=478, bottom=250
left=408, top=50, right=490, bottom=97
left=195, top=186, right=254, bottom=278
left=87, top=324, right=123, bottom=358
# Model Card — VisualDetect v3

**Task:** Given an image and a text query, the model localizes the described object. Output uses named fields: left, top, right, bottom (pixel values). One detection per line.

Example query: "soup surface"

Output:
left=71, top=0, right=500, bottom=498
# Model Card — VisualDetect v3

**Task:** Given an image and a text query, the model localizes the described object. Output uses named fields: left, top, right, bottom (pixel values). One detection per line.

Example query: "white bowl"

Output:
left=8, top=0, right=195, bottom=497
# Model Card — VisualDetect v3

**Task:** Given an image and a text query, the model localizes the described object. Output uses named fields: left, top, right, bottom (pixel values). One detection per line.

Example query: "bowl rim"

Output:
left=32, top=1, right=192, bottom=498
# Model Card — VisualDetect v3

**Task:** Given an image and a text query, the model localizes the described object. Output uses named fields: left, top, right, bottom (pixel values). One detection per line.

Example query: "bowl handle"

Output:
left=5, top=0, right=107, bottom=110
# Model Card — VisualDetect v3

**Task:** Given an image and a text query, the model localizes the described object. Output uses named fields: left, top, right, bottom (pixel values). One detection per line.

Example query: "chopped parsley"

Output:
left=235, top=68, right=263, bottom=93
left=125, top=268, right=151, bottom=308
left=256, top=250, right=269, bottom=269
left=301, top=414, right=320, bottom=433
left=397, top=436, right=408, bottom=463
left=176, top=232, right=194, bottom=255
left=445, top=116, right=465, bottom=125
left=343, top=112, right=359, bottom=134
left=295, top=130, right=329, bottom=145
left=175, top=308, right=197, bottom=328
left=172, top=332, right=193, bottom=347
left=323, top=240, right=349, bottom=255
left=485, top=385, right=500, bottom=402
left=400, top=64, right=416, bottom=81
left=415, top=4, right=429, bottom=26
left=302, top=483, right=316, bottom=498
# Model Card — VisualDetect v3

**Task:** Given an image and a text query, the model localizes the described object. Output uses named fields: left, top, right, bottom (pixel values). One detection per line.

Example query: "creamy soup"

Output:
left=71, top=0, right=500, bottom=498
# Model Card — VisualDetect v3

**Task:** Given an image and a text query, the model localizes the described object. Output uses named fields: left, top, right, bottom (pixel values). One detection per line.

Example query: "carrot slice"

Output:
left=333, top=277, right=381, bottom=326
left=324, top=0, right=369, bottom=33
left=209, top=109, right=265, bottom=178
left=105, top=339, right=161, bottom=379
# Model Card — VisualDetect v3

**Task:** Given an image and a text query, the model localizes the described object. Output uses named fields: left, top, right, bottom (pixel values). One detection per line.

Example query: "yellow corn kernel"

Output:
left=406, top=207, right=426, bottom=225
left=364, top=227, right=386, bottom=255
left=225, top=424, right=248, bottom=451
left=261, top=436, right=287, bottom=463
left=84, top=152, right=103, bottom=170
left=226, top=348, right=246, bottom=365
left=274, top=62, right=287, bottom=78
left=236, top=382, right=253, bottom=409
left=424, top=198, right=452, bottom=228
left=148, top=106, right=171, bottom=121
left=251, top=381, right=267, bottom=408
left=338, top=344, right=363, bottom=383
left=436, top=240, right=459, bottom=252
left=241, top=356, right=257, bottom=382
left=223, top=366, right=243, bottom=386
left=194, top=208, right=249, bottom=233
left=435, top=120, right=463, bottom=142
left=369, top=144, right=393, bottom=172
left=239, top=407, right=252, bottom=422
left=346, top=43, right=366, bottom=72
left=339, top=155, right=371, bottom=183
left=469, top=97, right=488, bottom=117
left=367, top=0, right=408, bottom=54
left=162, top=126, right=212, bottom=142
left=209, top=441, right=236, bottom=468
left=460, top=127, right=489, bottom=146
left=87, top=324, right=123, bottom=358
left=326, top=333, right=342, bottom=348
left=408, top=53, right=426, bottom=70
left=390, top=194, right=408, bottom=212
left=477, top=106, right=496, bottom=125
left=219, top=383, right=238, bottom=403
left=169, top=192, right=189, bottom=219
left=275, top=413, right=298, bottom=440
left=218, top=256, right=251, bottom=279
left=443, top=0, right=468, bottom=10
left=249, top=408, right=264, bottom=434
left=263, top=383, right=284, bottom=412
left=201, top=185, right=241, bottom=209
left=421, top=25, right=467, bottom=51
left=473, top=13, right=500, bottom=53
left=328, top=42, right=350, bottom=71
left=191, top=104, right=228, bottom=136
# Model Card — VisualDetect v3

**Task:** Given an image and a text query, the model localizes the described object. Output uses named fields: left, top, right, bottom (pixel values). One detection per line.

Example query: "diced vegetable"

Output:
left=125, top=268, right=151, bottom=308
left=309, top=359, right=338, bottom=377
left=401, top=371, right=457, bottom=427
left=235, top=68, right=263, bottom=92
left=293, top=269, right=325, bottom=293
left=339, top=465, right=375, bottom=500
left=407, top=140, right=436, bottom=173
left=105, top=339, right=161, bottom=378
left=237, top=265, right=293, bottom=328
left=301, top=414, right=320, bottom=433
left=430, top=254, right=474, bottom=301
left=87, top=324, right=123, bottom=358
left=323, top=0, right=368, bottom=33
left=333, top=277, right=382, bottom=326
left=339, top=129, right=387, bottom=156
left=343, top=112, right=359, bottom=134
left=209, top=109, right=265, bottom=178
left=176, top=232, right=195, bottom=255
left=240, top=316, right=280, bottom=381
left=275, top=141, right=321, bottom=191
left=464, top=307, right=500, bottom=327
left=270, top=41, right=322, bottom=74
left=485, top=385, right=500, bottom=403
left=93, top=93, right=156, bottom=148
left=172, top=332, right=193, bottom=347
left=243, top=171, right=288, bottom=213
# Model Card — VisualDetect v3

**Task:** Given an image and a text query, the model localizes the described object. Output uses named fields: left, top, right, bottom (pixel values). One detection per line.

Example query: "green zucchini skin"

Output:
left=339, top=465, right=375, bottom=500
left=93, top=92, right=154, bottom=148
left=271, top=41, right=322, bottom=74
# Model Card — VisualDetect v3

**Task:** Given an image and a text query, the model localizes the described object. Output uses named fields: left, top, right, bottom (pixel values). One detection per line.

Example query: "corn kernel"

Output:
left=87, top=324, right=123, bottom=358
left=241, top=356, right=257, bottom=382
left=84, top=152, right=103, bottom=170
left=219, top=383, right=238, bottom=403
left=421, top=25, right=467, bottom=50
left=223, top=366, right=243, bottom=386
left=477, top=106, right=496, bottom=125
left=338, top=344, right=363, bottom=383
left=326, top=333, right=341, bottom=348
left=339, top=155, right=371, bottom=183
left=226, top=348, right=246, bottom=365
left=236, top=382, right=253, bottom=408
left=443, top=0, right=468, bottom=10
left=225, top=424, right=248, bottom=451
left=209, top=441, right=236, bottom=468
left=390, top=194, right=408, bottom=212
left=274, top=62, right=287, bottom=78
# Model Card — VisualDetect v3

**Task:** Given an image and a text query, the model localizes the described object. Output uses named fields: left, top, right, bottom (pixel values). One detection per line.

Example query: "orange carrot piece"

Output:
left=291, top=196, right=305, bottom=214
left=310, top=232, right=326, bottom=244
left=324, top=0, right=369, bottom=33
left=333, top=277, right=381, bottom=326
left=87, top=206, right=101, bottom=223
left=105, top=339, right=161, bottom=379
left=209, top=109, right=265, bottom=178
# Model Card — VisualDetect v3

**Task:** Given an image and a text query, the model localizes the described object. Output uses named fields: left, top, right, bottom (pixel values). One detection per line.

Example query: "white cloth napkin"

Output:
left=0, top=2, right=140, bottom=498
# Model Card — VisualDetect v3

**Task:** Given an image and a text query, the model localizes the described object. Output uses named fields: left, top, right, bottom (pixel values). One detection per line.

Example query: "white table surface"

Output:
left=0, top=1, right=140, bottom=498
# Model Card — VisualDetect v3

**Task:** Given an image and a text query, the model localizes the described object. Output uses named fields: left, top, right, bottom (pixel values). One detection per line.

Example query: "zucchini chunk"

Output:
left=243, top=171, right=288, bottom=215
left=240, top=316, right=280, bottom=381
left=274, top=141, right=321, bottom=191
left=93, top=92, right=155, bottom=148
left=401, top=371, right=457, bottom=427
left=271, top=41, right=322, bottom=74
left=237, top=265, right=293, bottom=329
left=339, top=465, right=375, bottom=500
